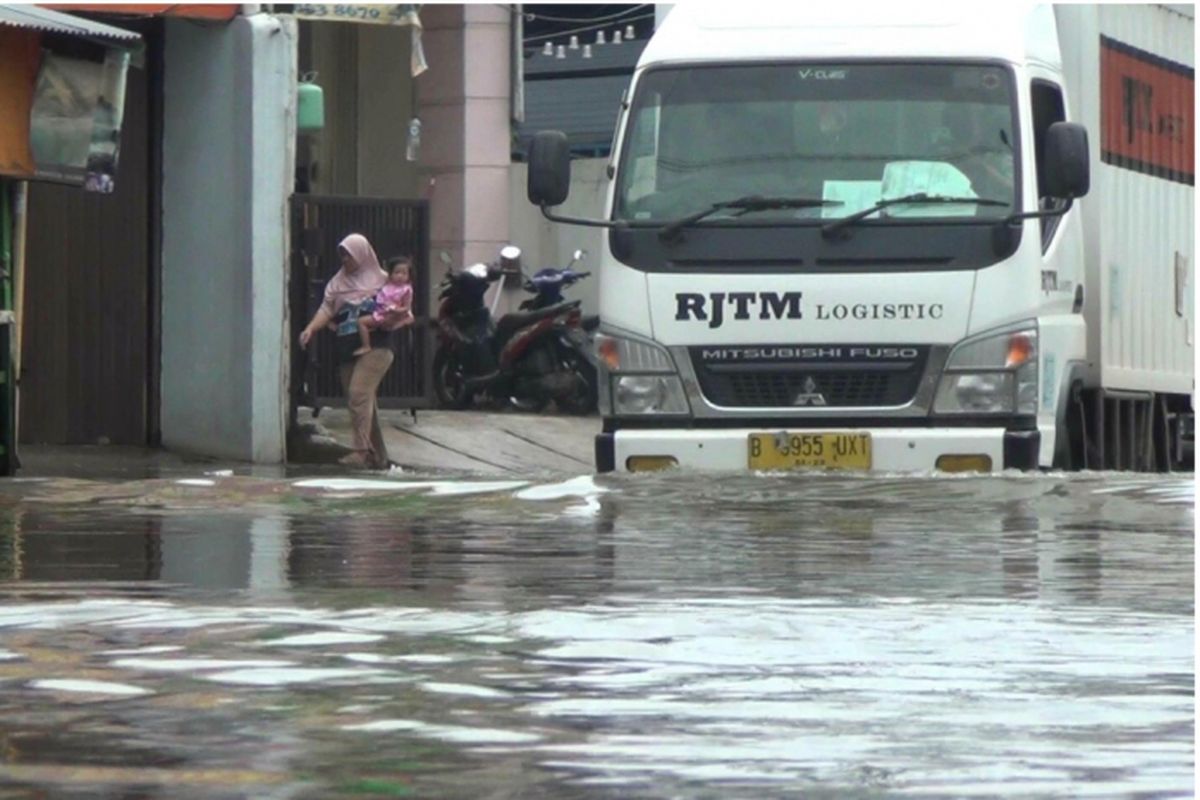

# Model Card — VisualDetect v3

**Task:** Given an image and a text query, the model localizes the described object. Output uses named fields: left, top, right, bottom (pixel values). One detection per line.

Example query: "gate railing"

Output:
left=290, top=195, right=433, bottom=414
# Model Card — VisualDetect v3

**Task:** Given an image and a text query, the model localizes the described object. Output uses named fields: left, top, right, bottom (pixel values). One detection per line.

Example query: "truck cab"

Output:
left=527, top=4, right=1193, bottom=473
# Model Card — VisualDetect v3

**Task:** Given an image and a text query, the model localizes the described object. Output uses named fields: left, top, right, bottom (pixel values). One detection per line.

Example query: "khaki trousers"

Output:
left=338, top=348, right=394, bottom=468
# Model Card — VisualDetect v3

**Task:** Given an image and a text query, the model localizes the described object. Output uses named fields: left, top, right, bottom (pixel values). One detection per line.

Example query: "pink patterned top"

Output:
left=372, top=283, right=414, bottom=328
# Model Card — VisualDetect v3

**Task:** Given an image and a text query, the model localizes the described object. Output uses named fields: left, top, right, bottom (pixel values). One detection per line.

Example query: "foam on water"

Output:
left=292, top=479, right=438, bottom=492
left=427, top=481, right=529, bottom=496
left=32, top=679, right=151, bottom=696
left=111, top=658, right=295, bottom=672
left=202, top=667, right=400, bottom=686
left=265, top=632, right=385, bottom=647
left=291, top=476, right=605, bottom=510
left=341, top=719, right=541, bottom=744
left=515, top=475, right=608, bottom=501
left=99, top=645, right=185, bottom=656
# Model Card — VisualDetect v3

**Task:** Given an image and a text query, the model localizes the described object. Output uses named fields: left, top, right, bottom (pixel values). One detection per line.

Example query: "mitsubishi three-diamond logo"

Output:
left=793, top=376, right=827, bottom=406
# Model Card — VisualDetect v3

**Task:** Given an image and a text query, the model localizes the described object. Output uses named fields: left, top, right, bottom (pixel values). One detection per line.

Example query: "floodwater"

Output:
left=0, top=465, right=1192, bottom=799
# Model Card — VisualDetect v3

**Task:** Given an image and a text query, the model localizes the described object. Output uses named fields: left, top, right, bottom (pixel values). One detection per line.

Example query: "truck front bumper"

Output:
left=596, top=427, right=1039, bottom=473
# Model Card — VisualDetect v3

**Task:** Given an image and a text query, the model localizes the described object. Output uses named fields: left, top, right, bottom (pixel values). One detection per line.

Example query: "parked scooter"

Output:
left=432, top=245, right=594, bottom=413
left=518, top=249, right=599, bottom=414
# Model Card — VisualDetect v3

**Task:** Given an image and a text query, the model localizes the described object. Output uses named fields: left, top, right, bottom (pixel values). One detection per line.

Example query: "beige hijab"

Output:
left=319, top=233, right=387, bottom=317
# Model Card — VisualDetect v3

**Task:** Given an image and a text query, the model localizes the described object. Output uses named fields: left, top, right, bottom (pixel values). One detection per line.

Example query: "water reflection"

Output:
left=0, top=472, right=1191, bottom=612
left=0, top=472, right=1190, bottom=614
left=287, top=517, right=441, bottom=590
left=0, top=508, right=162, bottom=582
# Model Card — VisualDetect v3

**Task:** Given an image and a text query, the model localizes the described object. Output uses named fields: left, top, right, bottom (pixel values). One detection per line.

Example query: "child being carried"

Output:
left=353, top=255, right=415, bottom=357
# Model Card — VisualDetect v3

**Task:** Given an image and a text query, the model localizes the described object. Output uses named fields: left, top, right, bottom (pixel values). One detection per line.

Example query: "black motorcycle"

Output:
left=432, top=246, right=595, bottom=413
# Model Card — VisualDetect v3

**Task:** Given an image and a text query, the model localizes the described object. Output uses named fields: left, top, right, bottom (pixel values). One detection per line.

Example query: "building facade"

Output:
left=9, top=4, right=663, bottom=466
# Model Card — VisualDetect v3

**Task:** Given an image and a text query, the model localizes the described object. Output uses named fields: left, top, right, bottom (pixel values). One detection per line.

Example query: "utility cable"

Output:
left=521, top=12, right=655, bottom=44
left=523, top=5, right=649, bottom=24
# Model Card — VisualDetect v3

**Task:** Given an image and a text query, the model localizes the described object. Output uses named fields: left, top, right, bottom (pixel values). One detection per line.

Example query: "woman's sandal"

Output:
left=338, top=452, right=370, bottom=467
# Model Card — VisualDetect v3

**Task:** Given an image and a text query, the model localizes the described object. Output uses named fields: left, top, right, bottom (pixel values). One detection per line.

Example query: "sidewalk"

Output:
left=291, top=407, right=601, bottom=476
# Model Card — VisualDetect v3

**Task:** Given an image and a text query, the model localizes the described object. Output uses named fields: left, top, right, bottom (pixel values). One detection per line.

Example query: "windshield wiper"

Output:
left=820, top=192, right=1009, bottom=239
left=658, top=195, right=840, bottom=242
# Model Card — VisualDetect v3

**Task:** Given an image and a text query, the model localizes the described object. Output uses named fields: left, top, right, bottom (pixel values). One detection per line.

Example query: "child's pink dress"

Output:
left=373, top=283, right=413, bottom=327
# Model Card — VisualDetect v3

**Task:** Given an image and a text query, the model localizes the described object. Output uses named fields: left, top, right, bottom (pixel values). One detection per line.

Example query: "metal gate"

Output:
left=20, top=48, right=152, bottom=446
left=290, top=195, right=432, bottom=415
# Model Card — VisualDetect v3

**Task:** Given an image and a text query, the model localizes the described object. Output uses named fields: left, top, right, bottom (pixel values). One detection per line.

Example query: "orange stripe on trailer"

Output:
left=1100, top=35, right=1195, bottom=185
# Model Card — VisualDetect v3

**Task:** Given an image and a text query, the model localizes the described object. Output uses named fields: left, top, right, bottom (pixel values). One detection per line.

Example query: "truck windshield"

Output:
left=614, top=63, right=1018, bottom=227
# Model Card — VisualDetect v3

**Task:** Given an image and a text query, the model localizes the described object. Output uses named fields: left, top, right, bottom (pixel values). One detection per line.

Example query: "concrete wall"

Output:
left=508, top=158, right=609, bottom=315
left=420, top=5, right=515, bottom=314
left=300, top=20, right=419, bottom=198
left=161, top=14, right=296, bottom=462
left=358, top=24, right=418, bottom=198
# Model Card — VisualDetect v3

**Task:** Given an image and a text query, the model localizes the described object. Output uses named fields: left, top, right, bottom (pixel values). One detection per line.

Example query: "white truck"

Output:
left=527, top=3, right=1194, bottom=473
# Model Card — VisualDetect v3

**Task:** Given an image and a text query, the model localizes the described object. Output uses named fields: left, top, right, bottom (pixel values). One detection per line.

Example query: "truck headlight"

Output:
left=614, top=375, right=689, bottom=414
left=595, top=333, right=675, bottom=372
left=934, top=326, right=1037, bottom=415
left=595, top=332, right=690, bottom=416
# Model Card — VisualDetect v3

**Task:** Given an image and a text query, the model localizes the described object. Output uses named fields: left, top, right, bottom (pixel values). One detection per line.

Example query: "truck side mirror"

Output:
left=528, top=130, right=571, bottom=207
left=1045, top=122, right=1090, bottom=199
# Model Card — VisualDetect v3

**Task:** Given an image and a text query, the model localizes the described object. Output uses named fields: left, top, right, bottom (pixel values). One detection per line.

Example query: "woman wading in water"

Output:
left=299, top=233, right=407, bottom=469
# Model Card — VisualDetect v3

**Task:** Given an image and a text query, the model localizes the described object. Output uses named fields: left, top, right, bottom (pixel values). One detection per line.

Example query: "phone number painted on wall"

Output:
left=293, top=5, right=419, bottom=25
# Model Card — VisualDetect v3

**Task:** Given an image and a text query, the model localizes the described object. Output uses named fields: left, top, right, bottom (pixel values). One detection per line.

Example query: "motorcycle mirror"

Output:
left=498, top=245, right=522, bottom=276
left=438, top=251, right=452, bottom=265
left=573, top=249, right=586, bottom=261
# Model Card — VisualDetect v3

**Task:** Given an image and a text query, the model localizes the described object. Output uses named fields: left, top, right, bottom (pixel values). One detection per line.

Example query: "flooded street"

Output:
left=0, top=468, right=1192, bottom=798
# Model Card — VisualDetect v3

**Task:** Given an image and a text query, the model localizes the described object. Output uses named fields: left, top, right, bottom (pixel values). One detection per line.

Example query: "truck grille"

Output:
left=690, top=346, right=928, bottom=408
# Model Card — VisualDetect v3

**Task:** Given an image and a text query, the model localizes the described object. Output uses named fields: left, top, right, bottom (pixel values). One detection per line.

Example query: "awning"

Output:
left=40, top=4, right=239, bottom=22
left=0, top=4, right=141, bottom=42
left=0, top=5, right=141, bottom=183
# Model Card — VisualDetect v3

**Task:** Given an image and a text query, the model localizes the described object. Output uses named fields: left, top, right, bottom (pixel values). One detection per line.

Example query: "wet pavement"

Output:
left=294, top=408, right=600, bottom=474
left=0, top=463, right=1192, bottom=799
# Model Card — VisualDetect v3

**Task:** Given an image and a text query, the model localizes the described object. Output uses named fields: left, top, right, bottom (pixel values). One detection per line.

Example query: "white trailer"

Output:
left=527, top=3, right=1194, bottom=473
left=1059, top=4, right=1195, bottom=468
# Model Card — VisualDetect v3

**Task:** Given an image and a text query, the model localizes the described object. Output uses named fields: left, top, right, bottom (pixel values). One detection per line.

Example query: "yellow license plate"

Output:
left=748, top=432, right=872, bottom=471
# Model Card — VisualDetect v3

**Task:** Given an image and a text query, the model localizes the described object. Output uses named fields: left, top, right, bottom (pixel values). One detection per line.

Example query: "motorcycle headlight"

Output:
left=934, top=326, right=1037, bottom=415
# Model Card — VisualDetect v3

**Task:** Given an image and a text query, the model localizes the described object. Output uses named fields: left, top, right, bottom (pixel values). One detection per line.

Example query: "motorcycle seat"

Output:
left=495, top=300, right=581, bottom=341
